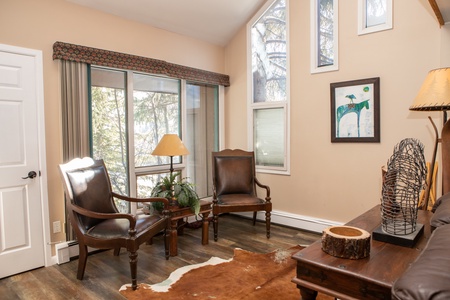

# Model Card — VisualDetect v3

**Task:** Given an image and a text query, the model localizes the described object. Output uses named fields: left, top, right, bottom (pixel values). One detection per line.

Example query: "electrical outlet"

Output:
left=53, top=221, right=61, bottom=233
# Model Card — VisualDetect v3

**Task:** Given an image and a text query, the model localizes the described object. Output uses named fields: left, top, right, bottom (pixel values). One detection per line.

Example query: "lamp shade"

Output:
left=152, top=134, right=189, bottom=156
left=410, top=67, right=450, bottom=111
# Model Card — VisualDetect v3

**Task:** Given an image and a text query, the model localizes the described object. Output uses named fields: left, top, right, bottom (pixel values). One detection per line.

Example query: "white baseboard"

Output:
left=195, top=198, right=342, bottom=233
left=54, top=240, right=97, bottom=264
left=233, top=210, right=342, bottom=233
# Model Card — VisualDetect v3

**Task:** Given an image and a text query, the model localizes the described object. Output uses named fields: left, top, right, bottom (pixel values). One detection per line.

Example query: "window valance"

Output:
left=53, top=41, right=230, bottom=87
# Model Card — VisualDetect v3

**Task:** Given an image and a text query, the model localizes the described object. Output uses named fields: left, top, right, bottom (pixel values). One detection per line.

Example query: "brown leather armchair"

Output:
left=211, top=149, right=272, bottom=241
left=58, top=157, right=170, bottom=290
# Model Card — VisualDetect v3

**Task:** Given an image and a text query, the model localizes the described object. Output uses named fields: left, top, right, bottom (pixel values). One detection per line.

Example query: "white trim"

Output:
left=234, top=210, right=342, bottom=233
left=127, top=71, right=137, bottom=213
left=35, top=48, right=52, bottom=268
left=0, top=43, right=52, bottom=267
left=180, top=79, right=188, bottom=178
left=54, top=240, right=98, bottom=263
left=358, top=0, right=393, bottom=35
left=191, top=199, right=341, bottom=233
left=310, top=0, right=339, bottom=74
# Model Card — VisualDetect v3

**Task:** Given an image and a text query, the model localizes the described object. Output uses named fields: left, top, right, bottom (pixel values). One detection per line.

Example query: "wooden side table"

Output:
left=292, top=205, right=433, bottom=300
left=168, top=199, right=211, bottom=256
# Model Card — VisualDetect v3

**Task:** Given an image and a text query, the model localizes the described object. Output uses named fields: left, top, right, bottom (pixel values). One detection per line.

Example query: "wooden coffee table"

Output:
left=168, top=199, right=211, bottom=256
left=292, top=205, right=433, bottom=300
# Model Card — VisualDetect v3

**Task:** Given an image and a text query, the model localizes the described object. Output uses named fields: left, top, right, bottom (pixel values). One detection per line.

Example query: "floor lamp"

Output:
left=409, top=67, right=450, bottom=210
left=152, top=134, right=190, bottom=204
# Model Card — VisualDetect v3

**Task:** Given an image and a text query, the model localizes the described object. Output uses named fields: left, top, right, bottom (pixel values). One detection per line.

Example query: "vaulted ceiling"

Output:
left=66, top=0, right=266, bottom=46
left=66, top=0, right=449, bottom=47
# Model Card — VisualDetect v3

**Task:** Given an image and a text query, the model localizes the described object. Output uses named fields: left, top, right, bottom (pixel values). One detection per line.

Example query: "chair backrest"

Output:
left=212, top=149, right=256, bottom=197
left=59, top=157, right=118, bottom=230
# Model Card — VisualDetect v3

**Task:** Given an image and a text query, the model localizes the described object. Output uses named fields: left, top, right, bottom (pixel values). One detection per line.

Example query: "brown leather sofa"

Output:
left=391, top=193, right=450, bottom=299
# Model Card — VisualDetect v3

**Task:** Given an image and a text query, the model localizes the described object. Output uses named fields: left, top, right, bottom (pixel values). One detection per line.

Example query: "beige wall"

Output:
left=225, top=0, right=450, bottom=223
left=0, top=0, right=225, bottom=244
left=441, top=25, right=450, bottom=66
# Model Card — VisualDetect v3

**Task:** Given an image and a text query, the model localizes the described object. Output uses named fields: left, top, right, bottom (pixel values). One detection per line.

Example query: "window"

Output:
left=358, top=0, right=392, bottom=35
left=248, top=0, right=289, bottom=174
left=90, top=67, right=220, bottom=212
left=310, top=0, right=339, bottom=73
left=90, top=68, right=129, bottom=212
left=185, top=84, right=219, bottom=198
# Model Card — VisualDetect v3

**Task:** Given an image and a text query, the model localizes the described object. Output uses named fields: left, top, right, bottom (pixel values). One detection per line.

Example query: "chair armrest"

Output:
left=70, top=203, right=137, bottom=228
left=212, top=186, right=218, bottom=204
left=255, top=178, right=271, bottom=201
left=112, top=192, right=170, bottom=209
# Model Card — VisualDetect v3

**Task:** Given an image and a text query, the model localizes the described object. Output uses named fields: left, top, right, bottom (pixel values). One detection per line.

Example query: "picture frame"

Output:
left=358, top=0, right=393, bottom=35
left=330, top=77, right=380, bottom=143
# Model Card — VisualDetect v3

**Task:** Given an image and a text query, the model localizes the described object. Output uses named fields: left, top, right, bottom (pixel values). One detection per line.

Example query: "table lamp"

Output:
left=152, top=134, right=190, bottom=178
left=410, top=67, right=450, bottom=210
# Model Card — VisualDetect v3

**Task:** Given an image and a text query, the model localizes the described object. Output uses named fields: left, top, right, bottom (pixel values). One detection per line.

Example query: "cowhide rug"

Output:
left=119, top=245, right=333, bottom=300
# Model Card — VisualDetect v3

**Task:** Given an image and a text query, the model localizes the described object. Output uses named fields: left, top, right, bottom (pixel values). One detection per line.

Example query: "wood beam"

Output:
left=429, top=0, right=445, bottom=27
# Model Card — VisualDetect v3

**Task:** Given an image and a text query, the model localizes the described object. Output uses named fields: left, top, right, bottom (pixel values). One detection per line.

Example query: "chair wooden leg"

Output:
left=164, top=229, right=170, bottom=260
left=252, top=211, right=257, bottom=225
left=266, top=210, right=271, bottom=239
left=213, top=214, right=219, bottom=241
left=113, top=247, right=120, bottom=256
left=128, top=251, right=138, bottom=290
left=77, top=244, right=88, bottom=280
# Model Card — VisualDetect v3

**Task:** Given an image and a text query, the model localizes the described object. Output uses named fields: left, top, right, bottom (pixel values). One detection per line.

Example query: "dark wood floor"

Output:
left=0, top=214, right=320, bottom=300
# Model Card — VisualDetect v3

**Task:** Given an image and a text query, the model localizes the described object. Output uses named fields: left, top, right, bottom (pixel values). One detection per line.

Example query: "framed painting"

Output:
left=330, top=77, right=380, bottom=143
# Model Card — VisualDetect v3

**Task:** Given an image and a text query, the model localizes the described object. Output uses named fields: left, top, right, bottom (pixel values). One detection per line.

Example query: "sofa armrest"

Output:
left=392, top=224, right=450, bottom=300
left=431, top=192, right=450, bottom=230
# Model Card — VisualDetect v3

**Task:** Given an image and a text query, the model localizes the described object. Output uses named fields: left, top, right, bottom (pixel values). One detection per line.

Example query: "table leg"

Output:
left=169, top=219, right=178, bottom=256
left=201, top=212, right=209, bottom=245
left=299, top=286, right=318, bottom=300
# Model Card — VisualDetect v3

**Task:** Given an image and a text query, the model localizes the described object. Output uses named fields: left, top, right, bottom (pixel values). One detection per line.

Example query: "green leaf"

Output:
left=150, top=172, right=200, bottom=214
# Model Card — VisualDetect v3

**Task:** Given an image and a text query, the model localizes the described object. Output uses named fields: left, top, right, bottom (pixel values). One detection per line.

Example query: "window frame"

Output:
left=130, top=73, right=184, bottom=197
left=358, top=0, right=393, bottom=35
left=247, top=0, right=290, bottom=175
left=89, top=66, right=224, bottom=213
left=310, top=0, right=339, bottom=74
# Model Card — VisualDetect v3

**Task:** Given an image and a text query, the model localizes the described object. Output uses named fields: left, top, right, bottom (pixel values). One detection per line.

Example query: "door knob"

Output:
left=22, top=171, right=37, bottom=179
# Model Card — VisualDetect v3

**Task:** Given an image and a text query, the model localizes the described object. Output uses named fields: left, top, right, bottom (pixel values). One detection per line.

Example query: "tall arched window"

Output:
left=248, top=0, right=290, bottom=175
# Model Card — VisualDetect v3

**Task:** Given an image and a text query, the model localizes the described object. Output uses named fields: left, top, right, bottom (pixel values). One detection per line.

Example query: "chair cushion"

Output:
left=392, top=224, right=450, bottom=300
left=431, top=192, right=450, bottom=230
left=87, top=214, right=164, bottom=239
left=214, top=156, right=254, bottom=196
left=218, top=194, right=265, bottom=205
left=66, top=162, right=117, bottom=230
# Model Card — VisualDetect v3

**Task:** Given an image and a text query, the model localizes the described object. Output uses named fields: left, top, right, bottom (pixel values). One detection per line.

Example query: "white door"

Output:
left=0, top=47, right=46, bottom=278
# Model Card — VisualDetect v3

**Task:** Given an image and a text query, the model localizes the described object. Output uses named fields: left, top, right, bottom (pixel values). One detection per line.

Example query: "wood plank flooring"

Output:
left=0, top=214, right=320, bottom=300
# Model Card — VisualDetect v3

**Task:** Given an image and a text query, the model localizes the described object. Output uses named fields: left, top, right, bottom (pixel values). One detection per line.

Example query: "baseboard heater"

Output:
left=55, top=241, right=97, bottom=265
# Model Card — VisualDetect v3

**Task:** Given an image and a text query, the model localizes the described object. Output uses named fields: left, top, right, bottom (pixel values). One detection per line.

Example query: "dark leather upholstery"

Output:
left=392, top=224, right=450, bottom=300
left=59, top=157, right=170, bottom=290
left=431, top=192, right=450, bottom=230
left=214, top=156, right=254, bottom=196
left=212, top=149, right=272, bottom=241
left=66, top=163, right=116, bottom=230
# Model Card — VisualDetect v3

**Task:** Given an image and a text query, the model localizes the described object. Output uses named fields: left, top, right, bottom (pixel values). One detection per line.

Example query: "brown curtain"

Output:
left=60, top=60, right=90, bottom=162
left=60, top=60, right=89, bottom=241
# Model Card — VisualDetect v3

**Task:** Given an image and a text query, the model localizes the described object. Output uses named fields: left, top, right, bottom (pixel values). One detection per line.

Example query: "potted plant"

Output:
left=150, top=172, right=200, bottom=215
